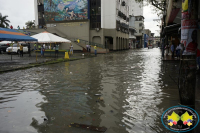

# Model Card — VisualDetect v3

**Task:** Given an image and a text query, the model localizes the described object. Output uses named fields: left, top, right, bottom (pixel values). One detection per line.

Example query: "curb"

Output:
left=0, top=55, right=94, bottom=74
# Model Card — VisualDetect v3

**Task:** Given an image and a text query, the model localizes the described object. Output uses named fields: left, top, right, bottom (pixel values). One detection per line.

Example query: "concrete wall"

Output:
left=134, top=20, right=143, bottom=36
left=25, top=28, right=83, bottom=50
left=129, top=16, right=135, bottom=28
left=165, top=0, right=173, bottom=26
left=90, top=29, right=104, bottom=45
left=102, top=0, right=129, bottom=29
left=34, top=0, right=38, bottom=26
left=92, top=36, right=101, bottom=44
left=90, top=28, right=129, bottom=51
left=129, top=0, right=143, bottom=16
left=46, top=21, right=90, bottom=41
left=101, top=0, right=116, bottom=29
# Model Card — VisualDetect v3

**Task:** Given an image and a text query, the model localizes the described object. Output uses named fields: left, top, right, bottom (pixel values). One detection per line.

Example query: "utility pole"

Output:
left=179, top=0, right=198, bottom=108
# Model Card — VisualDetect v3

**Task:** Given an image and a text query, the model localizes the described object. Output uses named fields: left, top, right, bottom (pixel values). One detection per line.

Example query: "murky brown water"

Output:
left=0, top=48, right=180, bottom=133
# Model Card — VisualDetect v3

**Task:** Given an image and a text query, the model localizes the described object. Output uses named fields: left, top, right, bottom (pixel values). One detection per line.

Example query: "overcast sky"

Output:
left=0, top=0, right=160, bottom=36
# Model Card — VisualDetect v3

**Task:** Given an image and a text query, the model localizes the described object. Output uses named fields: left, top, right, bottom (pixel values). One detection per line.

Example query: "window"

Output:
left=90, top=0, right=101, bottom=29
left=13, top=44, right=18, bottom=47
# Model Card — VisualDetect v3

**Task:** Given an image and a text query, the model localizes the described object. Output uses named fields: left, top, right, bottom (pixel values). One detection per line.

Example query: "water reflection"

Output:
left=0, top=48, right=180, bottom=133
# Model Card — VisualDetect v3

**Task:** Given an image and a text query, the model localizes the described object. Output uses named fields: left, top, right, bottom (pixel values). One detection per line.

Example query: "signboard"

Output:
left=181, top=0, right=198, bottom=54
left=44, top=0, right=88, bottom=22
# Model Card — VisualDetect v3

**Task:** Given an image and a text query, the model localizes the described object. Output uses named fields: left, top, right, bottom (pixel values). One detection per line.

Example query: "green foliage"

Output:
left=25, top=21, right=35, bottom=29
left=134, top=0, right=166, bottom=17
left=0, top=13, right=10, bottom=28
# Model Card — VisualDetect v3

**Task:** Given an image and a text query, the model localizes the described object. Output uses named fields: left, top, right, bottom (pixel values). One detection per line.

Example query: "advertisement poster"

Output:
left=144, top=34, right=148, bottom=48
left=181, top=0, right=198, bottom=55
left=44, top=0, right=88, bottom=22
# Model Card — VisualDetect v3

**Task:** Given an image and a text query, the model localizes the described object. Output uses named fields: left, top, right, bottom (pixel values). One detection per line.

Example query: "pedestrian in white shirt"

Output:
left=70, top=44, right=73, bottom=55
left=86, top=45, right=89, bottom=52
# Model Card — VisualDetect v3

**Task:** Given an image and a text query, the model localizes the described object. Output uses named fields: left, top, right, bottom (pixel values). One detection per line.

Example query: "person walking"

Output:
left=196, top=48, right=200, bottom=71
left=42, top=44, right=45, bottom=57
left=86, top=45, right=89, bottom=52
left=89, top=45, right=91, bottom=52
left=41, top=46, right=45, bottom=57
left=171, top=43, right=175, bottom=58
left=94, top=45, right=97, bottom=56
left=20, top=44, right=23, bottom=57
left=41, top=46, right=43, bottom=57
left=10, top=25, right=13, bottom=29
left=70, top=44, right=73, bottom=55
left=55, top=44, right=59, bottom=58
left=38, top=44, right=41, bottom=50
left=17, top=25, right=20, bottom=29
left=34, top=43, right=37, bottom=51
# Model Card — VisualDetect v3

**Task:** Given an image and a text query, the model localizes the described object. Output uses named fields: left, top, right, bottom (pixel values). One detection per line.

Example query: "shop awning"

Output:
left=0, top=28, right=38, bottom=41
left=168, top=8, right=180, bottom=24
left=162, top=23, right=181, bottom=36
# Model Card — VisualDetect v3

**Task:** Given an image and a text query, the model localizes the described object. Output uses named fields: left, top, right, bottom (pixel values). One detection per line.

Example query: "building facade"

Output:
left=129, top=0, right=143, bottom=16
left=128, top=0, right=144, bottom=48
left=129, top=16, right=136, bottom=48
left=33, top=0, right=130, bottom=51
left=134, top=16, right=144, bottom=48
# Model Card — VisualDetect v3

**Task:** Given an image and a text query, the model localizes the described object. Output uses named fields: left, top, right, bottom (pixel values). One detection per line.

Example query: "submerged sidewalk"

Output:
left=0, top=52, right=93, bottom=73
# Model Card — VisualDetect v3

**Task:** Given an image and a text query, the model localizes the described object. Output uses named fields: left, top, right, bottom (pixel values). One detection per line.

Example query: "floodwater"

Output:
left=0, top=48, right=180, bottom=133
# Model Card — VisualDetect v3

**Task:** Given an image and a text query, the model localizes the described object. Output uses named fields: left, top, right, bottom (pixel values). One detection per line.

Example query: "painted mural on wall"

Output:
left=44, top=0, right=88, bottom=22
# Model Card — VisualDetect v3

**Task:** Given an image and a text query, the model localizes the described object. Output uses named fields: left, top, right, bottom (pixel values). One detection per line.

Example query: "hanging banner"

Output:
left=182, top=0, right=188, bottom=12
left=181, top=0, right=198, bottom=55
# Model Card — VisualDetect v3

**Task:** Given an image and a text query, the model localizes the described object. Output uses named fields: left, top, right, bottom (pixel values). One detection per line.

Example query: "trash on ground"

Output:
left=99, top=97, right=104, bottom=101
left=42, top=116, right=48, bottom=121
left=70, top=123, right=107, bottom=132
left=95, top=94, right=102, bottom=96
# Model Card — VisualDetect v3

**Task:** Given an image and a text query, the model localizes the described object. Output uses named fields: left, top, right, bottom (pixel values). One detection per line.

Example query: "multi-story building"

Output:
left=134, top=15, right=144, bottom=48
left=143, top=29, right=151, bottom=48
left=129, top=16, right=136, bottom=48
left=128, top=0, right=144, bottom=48
left=129, top=0, right=143, bottom=16
left=33, top=0, right=130, bottom=51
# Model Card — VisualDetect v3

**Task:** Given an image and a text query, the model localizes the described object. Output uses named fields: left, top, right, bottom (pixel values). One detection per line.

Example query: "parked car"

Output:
left=6, top=44, right=28, bottom=54
left=0, top=44, right=10, bottom=53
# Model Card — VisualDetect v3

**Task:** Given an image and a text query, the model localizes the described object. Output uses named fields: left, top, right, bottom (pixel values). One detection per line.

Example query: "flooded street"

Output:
left=0, top=48, right=180, bottom=133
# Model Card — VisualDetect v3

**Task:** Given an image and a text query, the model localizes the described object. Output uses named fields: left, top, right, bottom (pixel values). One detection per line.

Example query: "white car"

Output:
left=6, top=44, right=28, bottom=54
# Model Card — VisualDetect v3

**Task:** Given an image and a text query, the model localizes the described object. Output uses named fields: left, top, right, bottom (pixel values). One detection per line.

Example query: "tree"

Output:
left=0, top=13, right=10, bottom=28
left=25, top=21, right=35, bottom=29
left=135, top=0, right=166, bottom=17
left=135, top=0, right=165, bottom=10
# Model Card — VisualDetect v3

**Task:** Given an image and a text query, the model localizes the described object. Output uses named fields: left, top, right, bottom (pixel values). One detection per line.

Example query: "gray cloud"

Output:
left=0, top=0, right=35, bottom=29
left=0, top=0, right=161, bottom=36
left=143, top=4, right=161, bottom=36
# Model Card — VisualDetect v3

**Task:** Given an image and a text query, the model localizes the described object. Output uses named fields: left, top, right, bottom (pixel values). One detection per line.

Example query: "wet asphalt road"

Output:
left=0, top=48, right=180, bottom=133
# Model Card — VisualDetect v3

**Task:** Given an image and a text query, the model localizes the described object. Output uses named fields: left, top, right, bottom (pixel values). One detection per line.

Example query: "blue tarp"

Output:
left=0, top=28, right=37, bottom=41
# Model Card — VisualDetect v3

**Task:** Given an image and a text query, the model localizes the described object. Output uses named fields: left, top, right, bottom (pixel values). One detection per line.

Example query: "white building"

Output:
left=33, top=0, right=130, bottom=51
left=128, top=0, right=144, bottom=48
left=129, top=0, right=143, bottom=16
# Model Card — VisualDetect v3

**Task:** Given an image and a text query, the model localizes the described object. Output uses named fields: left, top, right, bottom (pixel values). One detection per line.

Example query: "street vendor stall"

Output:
left=0, top=28, right=37, bottom=41
left=30, top=31, right=71, bottom=58
left=0, top=28, right=37, bottom=60
left=31, top=31, right=71, bottom=49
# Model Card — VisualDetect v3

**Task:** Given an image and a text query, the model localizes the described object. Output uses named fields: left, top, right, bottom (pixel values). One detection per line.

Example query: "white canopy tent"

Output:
left=0, top=41, right=12, bottom=44
left=31, top=31, right=71, bottom=43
